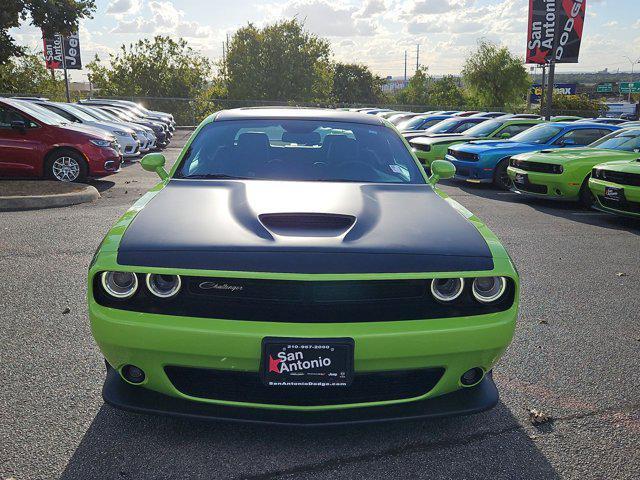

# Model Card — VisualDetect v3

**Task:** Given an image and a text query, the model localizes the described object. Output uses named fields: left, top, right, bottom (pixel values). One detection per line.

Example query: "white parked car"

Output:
left=31, top=101, right=141, bottom=158
left=73, top=104, right=157, bottom=153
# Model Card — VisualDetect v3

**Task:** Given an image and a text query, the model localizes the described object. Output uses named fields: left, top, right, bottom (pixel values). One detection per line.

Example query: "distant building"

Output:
left=382, top=76, right=408, bottom=93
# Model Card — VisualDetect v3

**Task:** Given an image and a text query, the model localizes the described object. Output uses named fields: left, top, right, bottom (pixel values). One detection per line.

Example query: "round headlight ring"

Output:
left=472, top=276, right=507, bottom=304
left=101, top=271, right=138, bottom=299
left=146, top=273, right=182, bottom=298
left=430, top=277, right=465, bottom=302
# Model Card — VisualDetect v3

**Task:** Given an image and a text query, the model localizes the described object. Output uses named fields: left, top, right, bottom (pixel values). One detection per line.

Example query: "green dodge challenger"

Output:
left=88, top=108, right=519, bottom=424
left=590, top=157, right=640, bottom=218
left=410, top=119, right=541, bottom=168
left=508, top=128, right=640, bottom=206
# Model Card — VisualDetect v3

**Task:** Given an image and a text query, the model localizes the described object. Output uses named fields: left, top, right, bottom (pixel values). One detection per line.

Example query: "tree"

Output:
left=86, top=36, right=212, bottom=98
left=225, top=20, right=332, bottom=102
left=462, top=40, right=530, bottom=109
left=428, top=75, right=466, bottom=108
left=331, top=63, right=384, bottom=104
left=395, top=67, right=430, bottom=105
left=1, top=0, right=96, bottom=64
left=0, top=52, right=64, bottom=98
left=547, top=93, right=608, bottom=117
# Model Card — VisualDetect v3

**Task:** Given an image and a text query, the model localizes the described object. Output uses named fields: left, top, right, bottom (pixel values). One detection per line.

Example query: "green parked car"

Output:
left=88, top=108, right=519, bottom=425
left=508, top=128, right=640, bottom=206
left=590, top=157, right=640, bottom=218
left=410, top=119, right=542, bottom=168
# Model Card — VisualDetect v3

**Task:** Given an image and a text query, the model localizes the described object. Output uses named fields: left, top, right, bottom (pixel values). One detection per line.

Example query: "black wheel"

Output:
left=45, top=149, right=88, bottom=183
left=579, top=176, right=595, bottom=208
left=493, top=158, right=512, bottom=190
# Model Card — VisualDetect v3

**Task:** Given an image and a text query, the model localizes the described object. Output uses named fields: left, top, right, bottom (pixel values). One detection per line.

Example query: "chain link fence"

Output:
left=2, top=92, right=613, bottom=126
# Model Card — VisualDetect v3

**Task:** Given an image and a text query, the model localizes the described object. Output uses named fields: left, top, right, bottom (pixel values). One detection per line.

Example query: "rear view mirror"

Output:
left=141, top=153, right=169, bottom=180
left=429, top=160, right=456, bottom=185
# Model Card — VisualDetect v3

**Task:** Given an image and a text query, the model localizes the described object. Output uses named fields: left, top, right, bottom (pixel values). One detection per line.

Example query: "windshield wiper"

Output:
left=179, top=173, right=252, bottom=180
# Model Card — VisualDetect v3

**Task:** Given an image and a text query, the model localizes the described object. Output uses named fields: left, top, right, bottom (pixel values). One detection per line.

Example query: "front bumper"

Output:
left=445, top=155, right=493, bottom=183
left=589, top=177, right=640, bottom=218
left=507, top=166, right=580, bottom=201
left=103, top=364, right=498, bottom=425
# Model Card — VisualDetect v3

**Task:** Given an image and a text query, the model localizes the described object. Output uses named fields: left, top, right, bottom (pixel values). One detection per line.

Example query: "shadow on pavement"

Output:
left=441, top=180, right=640, bottom=235
left=60, top=401, right=560, bottom=479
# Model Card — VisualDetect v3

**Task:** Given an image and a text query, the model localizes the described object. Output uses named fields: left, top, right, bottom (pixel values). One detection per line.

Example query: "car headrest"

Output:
left=237, top=132, right=270, bottom=151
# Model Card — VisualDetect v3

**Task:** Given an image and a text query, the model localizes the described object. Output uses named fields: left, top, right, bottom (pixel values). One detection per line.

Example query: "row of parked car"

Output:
left=348, top=107, right=640, bottom=219
left=0, top=97, right=176, bottom=182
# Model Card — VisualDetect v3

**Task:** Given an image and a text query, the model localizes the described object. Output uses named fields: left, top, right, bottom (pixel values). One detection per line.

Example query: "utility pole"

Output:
left=416, top=44, right=420, bottom=71
left=61, top=35, right=71, bottom=103
left=404, top=50, right=407, bottom=84
left=539, top=63, right=547, bottom=114
left=545, top=60, right=555, bottom=120
left=624, top=56, right=639, bottom=103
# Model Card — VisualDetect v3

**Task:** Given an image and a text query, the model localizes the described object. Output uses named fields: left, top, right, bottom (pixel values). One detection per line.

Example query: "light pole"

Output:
left=623, top=56, right=640, bottom=103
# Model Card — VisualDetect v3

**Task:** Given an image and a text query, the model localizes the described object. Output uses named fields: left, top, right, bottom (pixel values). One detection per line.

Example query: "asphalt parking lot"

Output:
left=1, top=129, right=639, bottom=480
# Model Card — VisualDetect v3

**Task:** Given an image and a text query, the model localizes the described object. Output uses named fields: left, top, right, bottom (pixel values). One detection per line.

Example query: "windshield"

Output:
left=76, top=105, right=110, bottom=121
left=61, top=104, right=99, bottom=122
left=398, top=115, right=429, bottom=130
left=109, top=108, right=137, bottom=121
left=175, top=119, right=424, bottom=184
left=11, top=101, right=67, bottom=125
left=464, top=120, right=502, bottom=137
left=510, top=124, right=563, bottom=144
left=425, top=118, right=461, bottom=134
left=589, top=129, right=640, bottom=151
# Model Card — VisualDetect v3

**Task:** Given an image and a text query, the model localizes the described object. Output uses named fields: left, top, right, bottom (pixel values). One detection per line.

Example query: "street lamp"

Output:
left=623, top=56, right=640, bottom=103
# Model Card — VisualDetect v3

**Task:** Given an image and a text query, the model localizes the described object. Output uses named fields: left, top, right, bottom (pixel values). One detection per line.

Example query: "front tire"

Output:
left=46, top=149, right=88, bottom=183
left=493, top=158, right=512, bottom=190
left=579, top=176, right=595, bottom=208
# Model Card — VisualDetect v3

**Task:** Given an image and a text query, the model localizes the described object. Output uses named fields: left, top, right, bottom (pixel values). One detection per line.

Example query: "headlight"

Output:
left=146, top=273, right=181, bottom=298
left=431, top=278, right=464, bottom=302
left=472, top=276, right=507, bottom=303
left=101, top=271, right=138, bottom=298
left=90, top=139, right=112, bottom=147
left=113, top=130, right=128, bottom=137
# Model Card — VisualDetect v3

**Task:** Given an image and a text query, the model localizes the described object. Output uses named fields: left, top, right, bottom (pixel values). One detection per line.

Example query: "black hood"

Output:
left=117, top=180, right=493, bottom=274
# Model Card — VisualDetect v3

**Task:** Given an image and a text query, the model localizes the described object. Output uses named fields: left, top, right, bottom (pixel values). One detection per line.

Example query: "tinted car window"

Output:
left=499, top=124, right=534, bottom=137
left=555, top=128, right=612, bottom=146
left=511, top=125, right=563, bottom=144
left=452, top=121, right=480, bottom=133
left=589, top=129, right=640, bottom=151
left=464, top=120, right=502, bottom=137
left=176, top=120, right=425, bottom=184
left=40, top=104, right=78, bottom=122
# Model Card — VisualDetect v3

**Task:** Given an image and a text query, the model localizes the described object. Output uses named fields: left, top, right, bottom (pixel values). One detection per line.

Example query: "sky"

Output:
left=9, top=0, right=640, bottom=82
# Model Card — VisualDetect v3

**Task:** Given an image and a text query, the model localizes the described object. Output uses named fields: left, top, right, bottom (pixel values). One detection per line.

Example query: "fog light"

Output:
left=122, top=365, right=145, bottom=384
left=461, top=367, right=484, bottom=386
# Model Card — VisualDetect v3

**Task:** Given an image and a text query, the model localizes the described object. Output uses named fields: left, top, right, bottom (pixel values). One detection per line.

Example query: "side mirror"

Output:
left=499, top=132, right=511, bottom=139
left=428, top=160, right=456, bottom=185
left=11, top=120, right=27, bottom=130
left=141, top=153, right=169, bottom=180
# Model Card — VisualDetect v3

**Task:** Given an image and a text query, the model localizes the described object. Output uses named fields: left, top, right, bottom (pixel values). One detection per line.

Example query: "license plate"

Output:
left=604, top=186, right=624, bottom=202
left=514, top=173, right=527, bottom=185
left=260, top=338, right=354, bottom=387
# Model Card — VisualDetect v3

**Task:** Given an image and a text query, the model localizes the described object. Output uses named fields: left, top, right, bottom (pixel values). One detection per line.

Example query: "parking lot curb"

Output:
left=0, top=184, right=100, bottom=211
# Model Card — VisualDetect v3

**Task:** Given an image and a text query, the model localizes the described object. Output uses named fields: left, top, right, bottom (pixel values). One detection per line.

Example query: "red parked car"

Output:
left=0, top=98, right=122, bottom=182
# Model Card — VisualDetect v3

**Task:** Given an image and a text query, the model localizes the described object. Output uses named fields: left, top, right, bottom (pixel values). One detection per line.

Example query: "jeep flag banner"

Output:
left=43, top=32, right=82, bottom=70
left=526, top=0, right=586, bottom=64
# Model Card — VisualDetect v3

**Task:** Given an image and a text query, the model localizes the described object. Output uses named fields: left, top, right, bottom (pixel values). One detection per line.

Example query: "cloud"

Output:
left=357, top=0, right=386, bottom=18
left=411, top=0, right=475, bottom=15
left=283, top=0, right=377, bottom=37
left=603, top=20, right=618, bottom=28
left=106, top=0, right=141, bottom=16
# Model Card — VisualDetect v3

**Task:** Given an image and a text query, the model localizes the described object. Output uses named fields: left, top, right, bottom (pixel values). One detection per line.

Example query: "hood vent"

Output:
left=259, top=213, right=356, bottom=237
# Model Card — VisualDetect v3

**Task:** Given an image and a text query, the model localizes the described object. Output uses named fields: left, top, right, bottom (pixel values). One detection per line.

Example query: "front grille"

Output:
left=447, top=149, right=478, bottom=162
left=511, top=159, right=562, bottom=174
left=516, top=182, right=548, bottom=194
left=93, top=276, right=516, bottom=322
left=594, top=169, right=640, bottom=187
left=164, top=366, right=444, bottom=406
left=599, top=197, right=640, bottom=213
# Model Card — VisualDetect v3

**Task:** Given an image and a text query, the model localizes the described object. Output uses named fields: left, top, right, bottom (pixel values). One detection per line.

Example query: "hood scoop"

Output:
left=539, top=150, right=554, bottom=154
left=259, top=213, right=356, bottom=237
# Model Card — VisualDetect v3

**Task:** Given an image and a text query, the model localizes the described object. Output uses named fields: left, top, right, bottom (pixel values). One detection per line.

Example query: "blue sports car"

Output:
left=445, top=122, right=620, bottom=189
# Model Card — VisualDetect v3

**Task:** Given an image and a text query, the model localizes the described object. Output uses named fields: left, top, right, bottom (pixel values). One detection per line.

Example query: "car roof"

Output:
left=213, top=107, right=386, bottom=126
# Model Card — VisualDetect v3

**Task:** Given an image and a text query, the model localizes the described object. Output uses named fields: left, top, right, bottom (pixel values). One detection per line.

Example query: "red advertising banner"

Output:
left=526, top=0, right=586, bottom=64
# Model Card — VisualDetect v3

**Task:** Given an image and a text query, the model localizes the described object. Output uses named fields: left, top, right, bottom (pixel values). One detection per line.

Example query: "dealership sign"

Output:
left=531, top=83, right=576, bottom=103
left=42, top=32, right=82, bottom=70
left=526, top=0, right=586, bottom=64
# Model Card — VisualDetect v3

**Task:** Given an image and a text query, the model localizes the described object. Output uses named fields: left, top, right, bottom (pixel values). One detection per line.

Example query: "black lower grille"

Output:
left=599, top=197, right=640, bottom=213
left=516, top=182, right=548, bottom=194
left=447, top=149, right=478, bottom=162
left=164, top=366, right=444, bottom=406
